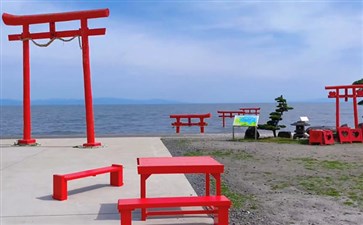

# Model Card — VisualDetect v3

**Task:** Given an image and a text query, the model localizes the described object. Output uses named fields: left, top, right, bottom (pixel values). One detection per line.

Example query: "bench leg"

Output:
left=120, top=210, right=132, bottom=225
left=53, top=175, right=67, bottom=201
left=110, top=164, right=123, bottom=186
left=214, top=206, right=229, bottom=225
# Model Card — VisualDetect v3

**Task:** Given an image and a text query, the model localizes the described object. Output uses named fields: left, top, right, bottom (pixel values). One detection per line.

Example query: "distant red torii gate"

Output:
left=325, top=84, right=363, bottom=130
left=2, top=8, right=109, bottom=147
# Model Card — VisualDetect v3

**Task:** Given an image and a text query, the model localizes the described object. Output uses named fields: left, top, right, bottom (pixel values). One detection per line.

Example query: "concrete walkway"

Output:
left=1, top=137, right=213, bottom=225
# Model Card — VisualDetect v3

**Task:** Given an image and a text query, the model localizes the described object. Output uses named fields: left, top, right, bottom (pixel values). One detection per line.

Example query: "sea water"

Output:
left=0, top=102, right=361, bottom=138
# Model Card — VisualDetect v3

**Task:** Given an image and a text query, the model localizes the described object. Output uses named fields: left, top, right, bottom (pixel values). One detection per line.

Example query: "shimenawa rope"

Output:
left=21, top=36, right=82, bottom=49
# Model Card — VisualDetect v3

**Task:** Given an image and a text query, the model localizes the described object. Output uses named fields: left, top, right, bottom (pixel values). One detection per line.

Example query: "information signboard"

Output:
left=233, top=115, right=259, bottom=127
left=232, top=115, right=259, bottom=140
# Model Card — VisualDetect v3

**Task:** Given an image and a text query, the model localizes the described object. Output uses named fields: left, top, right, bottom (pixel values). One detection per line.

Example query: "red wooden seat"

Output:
left=53, top=164, right=123, bottom=201
left=118, top=195, right=231, bottom=225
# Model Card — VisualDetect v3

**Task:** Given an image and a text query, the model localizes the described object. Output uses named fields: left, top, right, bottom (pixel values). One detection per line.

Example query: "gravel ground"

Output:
left=161, top=134, right=363, bottom=225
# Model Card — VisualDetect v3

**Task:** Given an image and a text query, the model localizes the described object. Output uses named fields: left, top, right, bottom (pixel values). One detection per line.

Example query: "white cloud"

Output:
left=1, top=1, right=362, bottom=102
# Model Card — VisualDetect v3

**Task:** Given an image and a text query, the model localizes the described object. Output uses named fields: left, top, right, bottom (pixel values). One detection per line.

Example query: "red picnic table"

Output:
left=137, top=156, right=224, bottom=220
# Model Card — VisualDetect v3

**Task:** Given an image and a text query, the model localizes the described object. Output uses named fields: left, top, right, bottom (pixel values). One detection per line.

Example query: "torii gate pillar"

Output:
left=80, top=19, right=100, bottom=147
left=3, top=9, right=109, bottom=147
left=18, top=24, right=36, bottom=145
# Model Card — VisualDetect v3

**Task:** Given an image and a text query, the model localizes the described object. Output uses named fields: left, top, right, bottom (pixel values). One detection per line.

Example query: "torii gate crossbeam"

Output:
left=2, top=8, right=109, bottom=147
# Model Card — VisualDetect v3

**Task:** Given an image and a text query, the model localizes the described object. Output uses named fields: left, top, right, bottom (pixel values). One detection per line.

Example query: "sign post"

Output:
left=232, top=115, right=259, bottom=140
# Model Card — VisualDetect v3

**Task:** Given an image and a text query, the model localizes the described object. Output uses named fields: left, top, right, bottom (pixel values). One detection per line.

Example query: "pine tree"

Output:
left=258, top=95, right=293, bottom=137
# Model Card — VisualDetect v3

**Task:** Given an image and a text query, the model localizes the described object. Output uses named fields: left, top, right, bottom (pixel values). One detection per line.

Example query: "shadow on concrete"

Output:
left=96, top=203, right=119, bottom=220
left=37, top=184, right=109, bottom=201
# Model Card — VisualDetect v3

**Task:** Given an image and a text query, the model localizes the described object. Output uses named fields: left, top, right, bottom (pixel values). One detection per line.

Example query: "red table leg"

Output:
left=140, top=174, right=150, bottom=220
left=212, top=173, right=222, bottom=195
left=205, top=173, right=210, bottom=196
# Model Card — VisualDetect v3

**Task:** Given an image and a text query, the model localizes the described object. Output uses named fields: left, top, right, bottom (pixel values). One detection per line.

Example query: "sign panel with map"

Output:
left=233, top=115, right=259, bottom=127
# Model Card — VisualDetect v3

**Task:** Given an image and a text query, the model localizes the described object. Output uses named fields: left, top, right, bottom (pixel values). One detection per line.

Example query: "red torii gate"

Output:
left=2, top=8, right=109, bottom=147
left=325, top=84, right=363, bottom=130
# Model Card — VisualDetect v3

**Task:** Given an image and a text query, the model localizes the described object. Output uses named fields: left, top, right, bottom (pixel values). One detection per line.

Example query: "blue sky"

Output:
left=1, top=1, right=362, bottom=103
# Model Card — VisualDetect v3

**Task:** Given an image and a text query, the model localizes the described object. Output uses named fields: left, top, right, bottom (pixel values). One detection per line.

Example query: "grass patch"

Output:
left=298, top=176, right=340, bottom=197
left=321, top=160, right=354, bottom=170
left=344, top=201, right=355, bottom=206
left=174, top=139, right=191, bottom=147
left=237, top=137, right=308, bottom=144
left=184, top=150, right=204, bottom=156
left=234, top=151, right=254, bottom=160
left=271, top=181, right=290, bottom=190
left=184, top=149, right=253, bottom=160
left=209, top=150, right=233, bottom=157
left=283, top=158, right=363, bottom=208
left=291, top=158, right=355, bottom=171
left=220, top=182, right=257, bottom=209
left=296, top=175, right=363, bottom=208
left=291, top=157, right=318, bottom=170
left=208, top=178, right=258, bottom=210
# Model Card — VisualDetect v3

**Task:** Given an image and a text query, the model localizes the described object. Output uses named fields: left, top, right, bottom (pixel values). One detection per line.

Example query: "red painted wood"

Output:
left=137, top=156, right=224, bottom=174
left=118, top=195, right=230, bottom=209
left=53, top=164, right=123, bottom=201
left=137, top=156, right=224, bottom=220
left=3, top=8, right=109, bottom=146
left=309, top=130, right=335, bottom=145
left=118, top=195, right=231, bottom=225
left=169, top=113, right=211, bottom=133
left=170, top=113, right=211, bottom=119
left=337, top=127, right=353, bottom=144
left=326, top=85, right=363, bottom=130
left=16, top=24, right=36, bottom=145
left=8, top=28, right=106, bottom=41
left=351, top=128, right=363, bottom=143
left=2, top=9, right=109, bottom=25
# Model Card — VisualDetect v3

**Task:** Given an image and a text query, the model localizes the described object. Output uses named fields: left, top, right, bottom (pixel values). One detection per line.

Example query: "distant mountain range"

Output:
left=0, top=98, right=183, bottom=106
left=0, top=97, right=337, bottom=106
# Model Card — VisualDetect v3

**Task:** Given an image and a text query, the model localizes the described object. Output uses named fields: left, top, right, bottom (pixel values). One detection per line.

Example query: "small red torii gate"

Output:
left=325, top=84, right=363, bottom=130
left=2, top=8, right=109, bottom=147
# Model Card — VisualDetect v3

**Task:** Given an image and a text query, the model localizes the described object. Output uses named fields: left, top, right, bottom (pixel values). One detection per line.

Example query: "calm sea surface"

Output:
left=1, top=103, right=361, bottom=138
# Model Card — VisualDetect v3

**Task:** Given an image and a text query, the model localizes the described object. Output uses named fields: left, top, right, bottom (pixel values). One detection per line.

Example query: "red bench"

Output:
left=217, top=108, right=260, bottom=127
left=117, top=195, right=231, bottom=225
left=53, top=164, right=123, bottom=201
left=170, top=113, right=211, bottom=133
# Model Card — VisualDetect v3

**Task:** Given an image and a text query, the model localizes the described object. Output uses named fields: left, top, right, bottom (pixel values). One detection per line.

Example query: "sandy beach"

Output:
left=162, top=134, right=363, bottom=225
